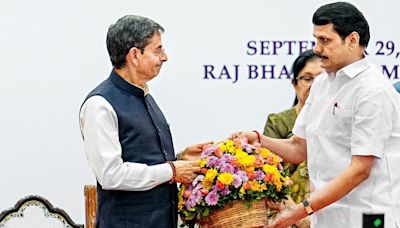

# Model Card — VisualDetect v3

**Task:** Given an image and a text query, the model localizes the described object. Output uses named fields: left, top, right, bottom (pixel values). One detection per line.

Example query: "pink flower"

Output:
left=205, top=190, right=219, bottom=206
left=232, top=174, right=243, bottom=188
left=220, top=163, right=235, bottom=174
left=255, top=170, right=265, bottom=181
left=206, top=156, right=218, bottom=166
left=201, top=147, right=214, bottom=158
left=236, top=169, right=249, bottom=182
left=220, top=188, right=230, bottom=196
left=192, top=175, right=204, bottom=187
left=242, top=144, right=255, bottom=153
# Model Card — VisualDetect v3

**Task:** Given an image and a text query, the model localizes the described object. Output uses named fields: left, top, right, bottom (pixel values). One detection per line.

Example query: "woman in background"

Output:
left=264, top=50, right=322, bottom=227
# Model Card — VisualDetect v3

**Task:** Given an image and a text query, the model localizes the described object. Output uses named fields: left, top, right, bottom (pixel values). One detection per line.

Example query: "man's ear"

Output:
left=127, top=47, right=140, bottom=66
left=347, top=32, right=360, bottom=49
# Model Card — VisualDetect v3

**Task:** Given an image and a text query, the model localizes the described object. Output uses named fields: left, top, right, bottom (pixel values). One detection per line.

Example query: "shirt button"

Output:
left=163, top=149, right=167, bottom=156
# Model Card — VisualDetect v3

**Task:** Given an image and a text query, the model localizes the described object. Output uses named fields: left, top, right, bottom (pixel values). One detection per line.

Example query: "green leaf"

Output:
left=203, top=207, right=210, bottom=217
left=183, top=211, right=196, bottom=221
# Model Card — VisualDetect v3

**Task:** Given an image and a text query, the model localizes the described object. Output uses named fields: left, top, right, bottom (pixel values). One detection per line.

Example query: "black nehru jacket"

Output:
left=82, top=70, right=178, bottom=228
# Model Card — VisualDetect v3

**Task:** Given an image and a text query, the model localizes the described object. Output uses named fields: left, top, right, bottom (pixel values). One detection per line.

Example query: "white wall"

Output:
left=1, top=0, right=399, bottom=223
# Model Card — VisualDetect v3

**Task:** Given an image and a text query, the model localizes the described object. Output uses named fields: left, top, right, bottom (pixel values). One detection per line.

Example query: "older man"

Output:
left=80, top=15, right=202, bottom=228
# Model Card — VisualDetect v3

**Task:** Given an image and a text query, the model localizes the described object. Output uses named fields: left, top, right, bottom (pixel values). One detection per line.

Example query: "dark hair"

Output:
left=106, top=15, right=164, bottom=69
left=312, top=2, right=370, bottom=47
left=291, top=50, right=319, bottom=85
left=291, top=50, right=319, bottom=106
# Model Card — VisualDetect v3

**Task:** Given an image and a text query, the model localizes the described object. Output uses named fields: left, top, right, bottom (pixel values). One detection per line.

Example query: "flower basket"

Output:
left=178, top=139, right=291, bottom=227
left=199, top=199, right=267, bottom=228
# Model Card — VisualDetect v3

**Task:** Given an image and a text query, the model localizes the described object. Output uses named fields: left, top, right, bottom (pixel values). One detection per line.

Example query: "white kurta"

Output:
left=293, top=58, right=400, bottom=228
left=80, top=95, right=173, bottom=191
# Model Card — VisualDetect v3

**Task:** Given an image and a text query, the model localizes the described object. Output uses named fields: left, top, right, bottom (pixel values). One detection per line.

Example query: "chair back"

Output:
left=0, top=195, right=83, bottom=228
left=84, top=185, right=97, bottom=228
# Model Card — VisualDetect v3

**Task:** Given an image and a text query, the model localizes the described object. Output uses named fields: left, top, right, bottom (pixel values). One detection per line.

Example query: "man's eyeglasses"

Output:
left=296, top=76, right=315, bottom=86
left=139, top=47, right=166, bottom=59
left=152, top=49, right=165, bottom=58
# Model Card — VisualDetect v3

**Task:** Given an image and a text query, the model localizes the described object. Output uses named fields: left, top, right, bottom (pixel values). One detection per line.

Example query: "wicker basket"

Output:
left=199, top=200, right=268, bottom=228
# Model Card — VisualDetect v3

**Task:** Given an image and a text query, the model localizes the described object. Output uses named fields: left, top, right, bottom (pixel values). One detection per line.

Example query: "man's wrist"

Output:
left=252, top=130, right=261, bottom=143
left=302, top=199, right=314, bottom=215
left=166, top=161, right=176, bottom=183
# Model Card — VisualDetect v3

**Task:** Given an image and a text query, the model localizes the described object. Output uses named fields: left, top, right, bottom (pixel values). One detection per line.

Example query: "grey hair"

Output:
left=106, top=15, right=164, bottom=69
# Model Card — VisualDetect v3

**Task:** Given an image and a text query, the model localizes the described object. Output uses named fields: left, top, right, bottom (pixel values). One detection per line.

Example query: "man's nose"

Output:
left=160, top=51, right=168, bottom=62
left=313, top=43, right=322, bottom=55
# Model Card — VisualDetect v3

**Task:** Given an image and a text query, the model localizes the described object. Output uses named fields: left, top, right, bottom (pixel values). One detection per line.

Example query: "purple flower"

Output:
left=185, top=196, right=196, bottom=209
left=192, top=187, right=203, bottom=204
left=220, top=163, right=235, bottom=174
left=192, top=175, right=204, bottom=187
left=205, top=190, right=219, bottom=206
left=236, top=170, right=249, bottom=182
left=255, top=170, right=265, bottom=181
left=232, top=174, right=243, bottom=188
left=201, top=147, right=215, bottom=159
left=242, top=144, right=255, bottom=153
left=206, top=156, right=218, bottom=167
left=221, top=154, right=232, bottom=162
left=220, top=188, right=230, bottom=196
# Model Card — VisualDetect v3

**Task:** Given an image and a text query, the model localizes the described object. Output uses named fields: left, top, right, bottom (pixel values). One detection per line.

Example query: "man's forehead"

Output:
left=313, top=24, right=336, bottom=36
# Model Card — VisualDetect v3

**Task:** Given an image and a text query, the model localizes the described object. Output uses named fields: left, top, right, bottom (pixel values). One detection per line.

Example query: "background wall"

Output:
left=1, top=0, right=399, bottom=223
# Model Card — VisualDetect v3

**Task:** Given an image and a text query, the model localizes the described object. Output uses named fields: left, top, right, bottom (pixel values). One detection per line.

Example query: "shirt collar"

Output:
left=333, top=57, right=370, bottom=79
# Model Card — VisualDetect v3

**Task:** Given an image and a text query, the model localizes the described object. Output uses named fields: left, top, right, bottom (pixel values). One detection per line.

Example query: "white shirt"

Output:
left=293, top=58, right=400, bottom=228
left=80, top=95, right=173, bottom=191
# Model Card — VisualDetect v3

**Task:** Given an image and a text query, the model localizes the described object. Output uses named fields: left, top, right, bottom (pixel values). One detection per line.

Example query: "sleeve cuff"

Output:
left=153, top=163, right=173, bottom=184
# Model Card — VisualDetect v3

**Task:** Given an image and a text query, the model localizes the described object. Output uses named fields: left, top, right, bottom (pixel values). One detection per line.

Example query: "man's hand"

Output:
left=179, top=142, right=213, bottom=161
left=173, top=160, right=201, bottom=184
left=266, top=204, right=306, bottom=228
left=229, top=131, right=258, bottom=144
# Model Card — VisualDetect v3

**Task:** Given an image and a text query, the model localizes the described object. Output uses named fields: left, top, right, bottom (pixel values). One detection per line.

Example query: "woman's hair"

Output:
left=291, top=49, right=320, bottom=106
left=291, top=49, right=320, bottom=85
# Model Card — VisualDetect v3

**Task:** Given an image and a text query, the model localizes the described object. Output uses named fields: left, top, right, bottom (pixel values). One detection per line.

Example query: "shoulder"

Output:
left=267, top=108, right=297, bottom=124
left=265, top=108, right=297, bottom=138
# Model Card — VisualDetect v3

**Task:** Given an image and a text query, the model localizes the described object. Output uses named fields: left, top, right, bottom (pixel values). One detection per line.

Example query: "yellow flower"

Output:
left=240, top=187, right=245, bottom=195
left=217, top=173, right=234, bottom=186
left=199, top=159, right=207, bottom=167
left=238, top=154, right=255, bottom=167
left=205, top=168, right=218, bottom=182
left=227, top=145, right=236, bottom=153
left=235, top=150, right=247, bottom=158
left=235, top=148, right=244, bottom=154
left=249, top=180, right=262, bottom=191
left=219, top=144, right=227, bottom=153
left=178, top=185, right=186, bottom=211
left=262, top=164, right=283, bottom=192
left=244, top=166, right=255, bottom=173
left=259, top=148, right=272, bottom=158
left=225, top=140, right=234, bottom=147
left=202, top=180, right=212, bottom=190
left=272, top=155, right=281, bottom=166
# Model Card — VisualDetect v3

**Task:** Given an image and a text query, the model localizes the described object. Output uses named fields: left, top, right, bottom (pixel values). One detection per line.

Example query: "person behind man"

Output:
left=264, top=50, right=322, bottom=203
left=263, top=50, right=322, bottom=228
left=79, top=15, right=204, bottom=228
left=231, top=2, right=400, bottom=227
